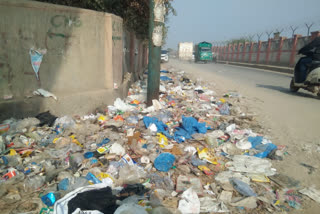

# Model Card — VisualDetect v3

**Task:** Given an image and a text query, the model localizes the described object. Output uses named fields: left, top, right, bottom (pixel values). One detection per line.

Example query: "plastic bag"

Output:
left=219, top=103, right=230, bottom=115
left=154, top=153, right=175, bottom=172
left=226, top=155, right=276, bottom=176
left=29, top=48, right=46, bottom=80
left=109, top=143, right=125, bottom=156
left=54, top=116, right=75, bottom=129
left=299, top=187, right=320, bottom=204
left=119, top=165, right=146, bottom=184
left=160, top=76, right=172, bottom=81
left=33, top=89, right=57, bottom=100
left=114, top=203, right=148, bottom=214
left=199, top=197, right=229, bottom=213
left=113, top=98, right=135, bottom=112
left=143, top=116, right=170, bottom=137
left=178, top=188, right=200, bottom=214
left=248, top=136, right=277, bottom=158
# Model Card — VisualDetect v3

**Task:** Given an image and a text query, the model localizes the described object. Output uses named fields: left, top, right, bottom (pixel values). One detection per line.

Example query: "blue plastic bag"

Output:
left=248, top=136, right=277, bottom=158
left=143, top=116, right=171, bottom=137
left=160, top=76, right=172, bottom=81
left=254, top=143, right=277, bottom=158
left=182, top=116, right=207, bottom=134
left=154, top=153, right=175, bottom=172
left=160, top=70, right=169, bottom=73
left=247, top=136, right=263, bottom=148
left=173, top=116, right=208, bottom=143
left=174, top=127, right=192, bottom=143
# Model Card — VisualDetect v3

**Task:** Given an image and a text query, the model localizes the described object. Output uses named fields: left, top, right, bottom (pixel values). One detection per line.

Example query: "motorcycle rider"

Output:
left=296, top=37, right=320, bottom=83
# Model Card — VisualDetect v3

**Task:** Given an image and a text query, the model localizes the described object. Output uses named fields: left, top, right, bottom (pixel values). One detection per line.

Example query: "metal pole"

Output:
left=147, top=0, right=164, bottom=106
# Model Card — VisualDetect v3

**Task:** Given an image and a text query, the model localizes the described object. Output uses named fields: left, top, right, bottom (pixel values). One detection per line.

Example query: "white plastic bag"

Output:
left=110, top=143, right=125, bottom=156
left=178, top=188, right=200, bottom=214
left=226, top=155, right=276, bottom=176
left=33, top=88, right=57, bottom=100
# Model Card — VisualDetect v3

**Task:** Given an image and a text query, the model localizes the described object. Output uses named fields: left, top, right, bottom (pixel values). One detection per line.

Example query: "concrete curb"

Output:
left=218, top=61, right=294, bottom=74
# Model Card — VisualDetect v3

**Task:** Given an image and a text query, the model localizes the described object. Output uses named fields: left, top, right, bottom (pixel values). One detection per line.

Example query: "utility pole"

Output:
left=147, top=0, right=165, bottom=106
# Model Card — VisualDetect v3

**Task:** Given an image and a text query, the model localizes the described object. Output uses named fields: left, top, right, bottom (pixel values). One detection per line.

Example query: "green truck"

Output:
left=195, top=41, right=213, bottom=63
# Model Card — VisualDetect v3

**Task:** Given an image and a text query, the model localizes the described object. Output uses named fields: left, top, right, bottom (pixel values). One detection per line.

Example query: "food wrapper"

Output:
left=197, top=148, right=218, bottom=164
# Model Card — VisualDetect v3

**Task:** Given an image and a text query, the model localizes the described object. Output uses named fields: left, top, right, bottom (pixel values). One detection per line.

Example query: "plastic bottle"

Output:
left=219, top=103, right=230, bottom=115
left=68, top=177, right=89, bottom=191
left=86, top=172, right=101, bottom=184
left=58, top=178, right=69, bottom=191
left=69, top=153, right=85, bottom=171
left=0, top=155, right=22, bottom=167
left=24, top=175, right=46, bottom=191
left=229, top=178, right=257, bottom=197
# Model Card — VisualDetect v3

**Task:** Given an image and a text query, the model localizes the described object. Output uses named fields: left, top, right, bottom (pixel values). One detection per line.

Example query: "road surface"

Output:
left=167, top=60, right=320, bottom=210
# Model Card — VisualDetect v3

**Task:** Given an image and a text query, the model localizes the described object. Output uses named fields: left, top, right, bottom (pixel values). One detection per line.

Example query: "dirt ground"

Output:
left=164, top=60, right=320, bottom=213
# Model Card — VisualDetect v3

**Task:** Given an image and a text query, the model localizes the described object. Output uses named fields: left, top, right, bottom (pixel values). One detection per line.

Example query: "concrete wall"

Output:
left=215, top=31, right=320, bottom=68
left=0, top=0, right=147, bottom=120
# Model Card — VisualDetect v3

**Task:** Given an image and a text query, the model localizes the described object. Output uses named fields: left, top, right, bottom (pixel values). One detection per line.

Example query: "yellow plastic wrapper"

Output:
left=21, top=150, right=33, bottom=158
left=219, top=98, right=226, bottom=103
left=98, top=115, right=107, bottom=124
left=52, top=137, right=60, bottom=144
left=9, top=149, right=17, bottom=156
left=197, top=147, right=218, bottom=164
left=97, top=145, right=110, bottom=154
left=198, top=165, right=214, bottom=175
left=70, top=135, right=83, bottom=148
left=131, top=100, right=140, bottom=105
left=157, top=133, right=168, bottom=148
left=97, top=173, right=114, bottom=182
left=249, top=174, right=270, bottom=183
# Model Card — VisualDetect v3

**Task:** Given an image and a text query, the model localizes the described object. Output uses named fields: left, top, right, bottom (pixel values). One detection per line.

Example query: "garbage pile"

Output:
left=1, top=68, right=320, bottom=214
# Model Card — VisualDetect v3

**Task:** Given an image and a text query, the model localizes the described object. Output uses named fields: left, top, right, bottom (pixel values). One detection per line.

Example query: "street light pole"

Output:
left=147, top=0, right=165, bottom=106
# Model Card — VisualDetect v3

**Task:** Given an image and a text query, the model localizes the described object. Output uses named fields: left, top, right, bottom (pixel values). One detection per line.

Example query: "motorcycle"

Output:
left=290, top=37, right=320, bottom=97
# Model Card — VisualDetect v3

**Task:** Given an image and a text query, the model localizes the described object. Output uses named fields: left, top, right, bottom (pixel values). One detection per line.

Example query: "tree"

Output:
left=227, top=37, right=253, bottom=45
left=35, top=0, right=175, bottom=40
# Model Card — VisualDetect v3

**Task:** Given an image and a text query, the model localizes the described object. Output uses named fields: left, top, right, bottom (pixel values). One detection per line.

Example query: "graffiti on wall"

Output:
left=45, top=14, right=81, bottom=51
left=0, top=32, right=13, bottom=92
left=50, top=15, right=82, bottom=28
left=112, top=20, right=122, bottom=46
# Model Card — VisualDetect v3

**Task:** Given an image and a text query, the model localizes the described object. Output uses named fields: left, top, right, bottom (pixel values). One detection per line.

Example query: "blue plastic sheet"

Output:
left=160, top=70, right=169, bottom=73
left=143, top=116, right=171, bottom=137
left=174, top=116, right=209, bottom=143
left=160, top=76, right=173, bottom=81
left=154, top=153, right=175, bottom=172
left=248, top=136, right=277, bottom=158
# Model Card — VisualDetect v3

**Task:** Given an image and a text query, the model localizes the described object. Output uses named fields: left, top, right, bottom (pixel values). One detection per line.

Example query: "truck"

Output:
left=195, top=41, right=213, bottom=63
left=178, top=42, right=194, bottom=61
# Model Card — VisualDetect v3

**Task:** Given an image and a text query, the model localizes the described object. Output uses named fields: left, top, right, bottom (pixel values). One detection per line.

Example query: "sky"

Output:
left=165, top=0, right=320, bottom=49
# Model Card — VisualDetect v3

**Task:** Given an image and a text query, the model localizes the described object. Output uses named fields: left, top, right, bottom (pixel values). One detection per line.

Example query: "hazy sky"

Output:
left=166, top=0, right=320, bottom=49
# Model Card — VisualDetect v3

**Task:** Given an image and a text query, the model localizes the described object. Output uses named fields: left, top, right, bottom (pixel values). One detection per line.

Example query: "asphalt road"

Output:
left=166, top=59, right=320, bottom=213
left=170, top=59, right=320, bottom=143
